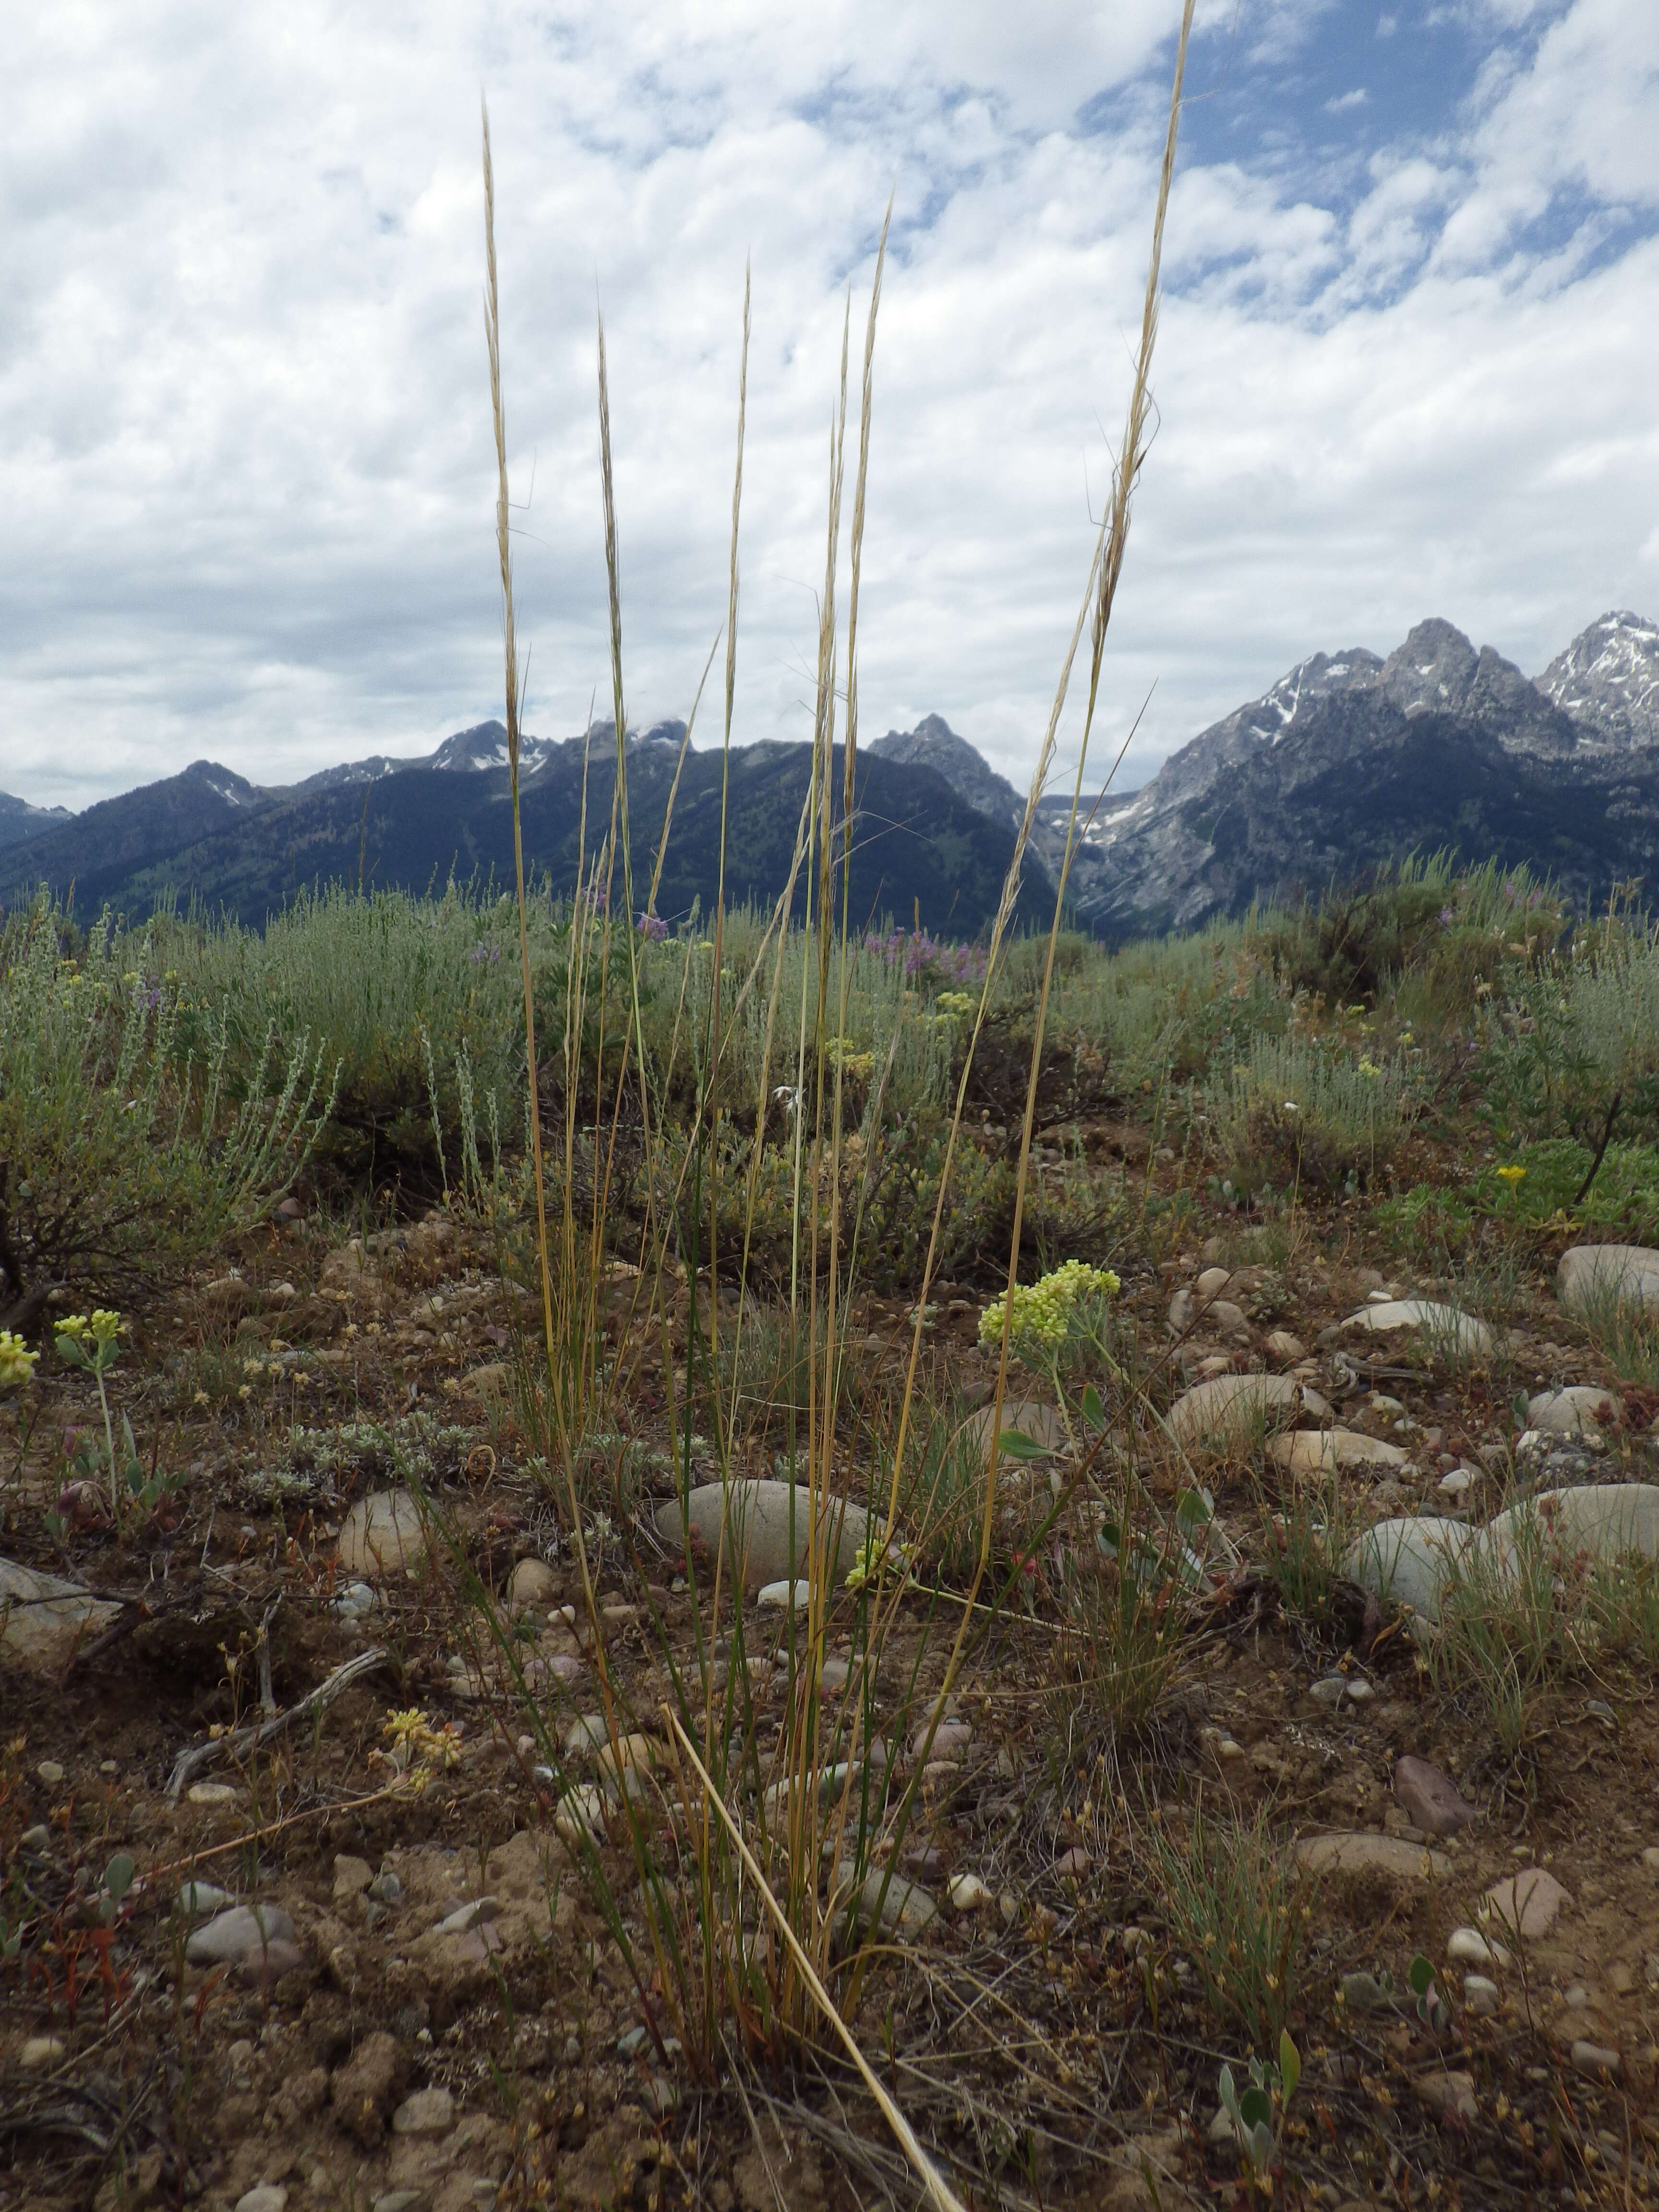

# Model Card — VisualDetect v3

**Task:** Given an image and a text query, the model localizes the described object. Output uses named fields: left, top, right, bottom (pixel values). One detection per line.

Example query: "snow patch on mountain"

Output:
left=1537, top=611, right=1659, bottom=751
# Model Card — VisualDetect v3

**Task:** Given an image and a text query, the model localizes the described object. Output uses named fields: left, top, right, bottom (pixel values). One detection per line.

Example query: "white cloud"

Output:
left=0, top=0, right=1654, bottom=814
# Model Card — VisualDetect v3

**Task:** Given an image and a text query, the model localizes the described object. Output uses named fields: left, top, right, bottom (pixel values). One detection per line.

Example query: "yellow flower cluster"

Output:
left=0, top=1331, right=38, bottom=1389
left=978, top=1260, right=1121, bottom=1352
left=825, top=1038, right=876, bottom=1081
left=56, top=1309, right=124, bottom=1349
left=376, top=1706, right=463, bottom=1794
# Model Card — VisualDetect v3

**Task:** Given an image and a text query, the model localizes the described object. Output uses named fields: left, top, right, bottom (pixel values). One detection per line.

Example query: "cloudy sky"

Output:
left=3, top=0, right=1657, bottom=812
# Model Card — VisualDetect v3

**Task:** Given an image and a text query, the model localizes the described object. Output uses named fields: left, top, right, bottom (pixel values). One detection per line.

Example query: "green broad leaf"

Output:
left=1277, top=2029, right=1300, bottom=2104
left=1080, top=1382, right=1106, bottom=1430
left=994, top=1426, right=1049, bottom=1462
left=1238, top=2085, right=1272, bottom=2130
left=55, top=1338, right=88, bottom=1370
left=104, top=1853, right=135, bottom=1900
left=1175, top=1486, right=1214, bottom=1532
left=1408, top=1952, right=1436, bottom=1998
left=1217, top=2064, right=1239, bottom=2120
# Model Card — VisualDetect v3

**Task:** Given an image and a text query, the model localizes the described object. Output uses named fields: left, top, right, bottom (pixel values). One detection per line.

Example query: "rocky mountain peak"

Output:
left=1536, top=610, right=1659, bottom=750
left=1377, top=620, right=1577, bottom=755
left=428, top=721, right=513, bottom=771
left=868, top=715, right=1024, bottom=829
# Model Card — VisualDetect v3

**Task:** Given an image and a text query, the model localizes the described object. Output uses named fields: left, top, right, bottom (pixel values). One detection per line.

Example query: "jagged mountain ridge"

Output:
left=0, top=790, right=72, bottom=852
left=1055, top=611, right=1659, bottom=938
left=0, top=730, right=1048, bottom=938
left=2, top=608, right=1655, bottom=940
left=1536, top=612, right=1659, bottom=750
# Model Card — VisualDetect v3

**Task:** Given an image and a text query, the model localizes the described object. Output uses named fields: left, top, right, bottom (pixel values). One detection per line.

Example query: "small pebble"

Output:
left=186, top=1781, right=241, bottom=1807
left=1463, top=1973, right=1500, bottom=2017
left=234, top=2190, right=289, bottom=2212
left=1447, top=1925, right=1509, bottom=1968
left=616, top=2024, right=649, bottom=2057
left=756, top=1579, right=812, bottom=1611
left=1572, top=2041, right=1622, bottom=2079
left=1438, top=1469, right=1474, bottom=1499
left=19, top=1825, right=50, bottom=1852
left=948, top=1873, right=992, bottom=1911
left=99, top=1759, right=119, bottom=1775
left=36, top=1760, right=65, bottom=1786
left=1643, top=1846, right=1659, bottom=1872
left=368, top=1870, right=402, bottom=1903
left=1055, top=1847, right=1091, bottom=1878
left=20, top=2035, right=65, bottom=2068
left=392, top=2086, right=455, bottom=2136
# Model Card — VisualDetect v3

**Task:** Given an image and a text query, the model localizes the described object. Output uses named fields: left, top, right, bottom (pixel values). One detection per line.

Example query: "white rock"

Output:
left=433, top=1899, right=497, bottom=1936
left=337, top=1489, right=432, bottom=1579
left=185, top=1903, right=296, bottom=1966
left=0, top=1558, right=123, bottom=1673
left=756, top=1579, right=813, bottom=1611
left=841, top=1868, right=937, bottom=1936
left=1558, top=1243, right=1659, bottom=1317
left=507, top=1557, right=559, bottom=1610
left=392, top=2086, right=455, bottom=2135
left=235, top=2191, right=289, bottom=2212
left=1166, top=1373, right=1299, bottom=1453
left=1344, top=1515, right=1477, bottom=1623
left=177, top=1881, right=235, bottom=1918
left=1438, top=1468, right=1474, bottom=1499
left=948, top=1873, right=993, bottom=1911
left=187, top=1781, right=241, bottom=1806
left=1342, top=1301, right=1493, bottom=1358
left=1272, top=1428, right=1407, bottom=1477
left=1265, top=1330, right=1307, bottom=1364
left=553, top=1782, right=606, bottom=1849
left=1462, top=1973, right=1500, bottom=2018
left=1527, top=1386, right=1620, bottom=1435
left=1295, top=1832, right=1452, bottom=1879
left=1168, top=1288, right=1195, bottom=1334
left=653, top=1480, right=869, bottom=1596
left=1195, top=1266, right=1231, bottom=1300
left=19, top=2035, right=64, bottom=2068
left=1472, top=1483, right=1659, bottom=1583
left=1448, top=1926, right=1510, bottom=1968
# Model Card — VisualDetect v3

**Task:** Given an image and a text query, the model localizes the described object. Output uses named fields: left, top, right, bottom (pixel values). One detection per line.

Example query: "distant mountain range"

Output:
left=2, top=609, right=1656, bottom=941
left=0, top=721, right=1047, bottom=939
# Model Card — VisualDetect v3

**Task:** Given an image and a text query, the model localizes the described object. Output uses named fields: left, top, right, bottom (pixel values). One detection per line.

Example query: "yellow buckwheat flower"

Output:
left=0, top=1331, right=38, bottom=1389
left=979, top=1260, right=1121, bottom=1353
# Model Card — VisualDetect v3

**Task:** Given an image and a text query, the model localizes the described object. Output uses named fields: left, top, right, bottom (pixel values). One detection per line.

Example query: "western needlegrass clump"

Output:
left=1433, top=1504, right=1659, bottom=1757
left=463, top=3, right=1200, bottom=2191
left=1142, top=1803, right=1316, bottom=2051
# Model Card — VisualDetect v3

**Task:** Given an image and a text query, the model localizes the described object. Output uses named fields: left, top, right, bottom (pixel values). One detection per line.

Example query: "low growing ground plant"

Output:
left=1143, top=1802, right=1316, bottom=2050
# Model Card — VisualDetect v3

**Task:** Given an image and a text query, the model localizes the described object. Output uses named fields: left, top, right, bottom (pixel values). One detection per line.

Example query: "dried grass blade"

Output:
left=665, top=1710, right=972, bottom=2212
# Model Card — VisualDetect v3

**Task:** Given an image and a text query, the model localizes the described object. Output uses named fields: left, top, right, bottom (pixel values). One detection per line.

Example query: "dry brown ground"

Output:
left=2, top=1161, right=1658, bottom=2212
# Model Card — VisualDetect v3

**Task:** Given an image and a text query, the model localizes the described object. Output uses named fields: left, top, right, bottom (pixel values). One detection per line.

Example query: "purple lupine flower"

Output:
left=637, top=911, right=668, bottom=941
